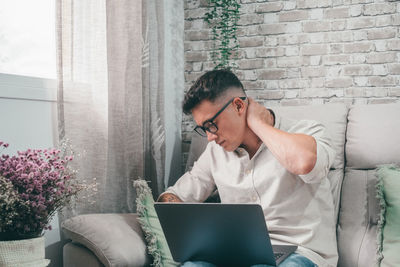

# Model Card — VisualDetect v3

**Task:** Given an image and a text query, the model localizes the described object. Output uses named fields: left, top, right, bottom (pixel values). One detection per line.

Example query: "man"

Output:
left=159, top=69, right=338, bottom=267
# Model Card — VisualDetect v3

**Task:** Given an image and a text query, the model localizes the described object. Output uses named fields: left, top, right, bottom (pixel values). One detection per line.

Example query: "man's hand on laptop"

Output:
left=157, top=193, right=183, bottom=202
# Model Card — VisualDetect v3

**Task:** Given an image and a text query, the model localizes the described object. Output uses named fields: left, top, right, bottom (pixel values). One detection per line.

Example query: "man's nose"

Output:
left=206, top=131, right=218, bottom=142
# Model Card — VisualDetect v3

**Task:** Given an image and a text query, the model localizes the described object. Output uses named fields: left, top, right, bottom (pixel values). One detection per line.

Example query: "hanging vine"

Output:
left=204, top=0, right=241, bottom=70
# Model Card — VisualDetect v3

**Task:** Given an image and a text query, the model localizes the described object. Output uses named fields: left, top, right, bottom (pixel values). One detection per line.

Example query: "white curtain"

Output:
left=56, top=0, right=183, bottom=217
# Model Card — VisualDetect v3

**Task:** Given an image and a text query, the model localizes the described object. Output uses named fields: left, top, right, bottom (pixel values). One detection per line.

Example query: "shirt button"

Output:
left=252, top=196, right=257, bottom=201
left=245, top=170, right=251, bottom=175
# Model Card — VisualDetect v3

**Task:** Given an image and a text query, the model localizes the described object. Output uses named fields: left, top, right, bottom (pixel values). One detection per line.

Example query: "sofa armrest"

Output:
left=62, top=213, right=150, bottom=267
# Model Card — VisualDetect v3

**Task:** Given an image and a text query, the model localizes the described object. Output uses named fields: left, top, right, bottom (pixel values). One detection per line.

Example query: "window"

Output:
left=0, top=0, right=56, bottom=79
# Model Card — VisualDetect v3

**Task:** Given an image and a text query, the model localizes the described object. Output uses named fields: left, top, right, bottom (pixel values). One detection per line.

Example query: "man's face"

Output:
left=192, top=97, right=247, bottom=152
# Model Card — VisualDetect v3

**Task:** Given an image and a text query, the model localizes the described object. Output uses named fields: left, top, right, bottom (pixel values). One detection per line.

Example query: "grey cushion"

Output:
left=337, top=169, right=380, bottom=267
left=273, top=104, right=348, bottom=169
left=63, top=242, right=104, bottom=267
left=62, top=213, right=150, bottom=267
left=346, top=103, right=400, bottom=169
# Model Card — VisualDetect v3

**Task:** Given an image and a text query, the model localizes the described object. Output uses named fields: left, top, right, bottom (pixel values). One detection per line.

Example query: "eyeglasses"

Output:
left=194, top=97, right=247, bottom=137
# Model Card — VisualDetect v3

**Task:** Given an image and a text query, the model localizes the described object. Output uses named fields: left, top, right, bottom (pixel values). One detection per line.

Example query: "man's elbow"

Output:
left=298, top=152, right=317, bottom=175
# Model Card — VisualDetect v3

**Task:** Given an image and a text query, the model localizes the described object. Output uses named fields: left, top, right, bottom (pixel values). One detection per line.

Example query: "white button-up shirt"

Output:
left=164, top=114, right=338, bottom=267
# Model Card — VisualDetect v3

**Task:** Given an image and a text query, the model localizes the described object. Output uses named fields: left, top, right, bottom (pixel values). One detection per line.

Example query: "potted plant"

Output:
left=0, top=140, right=97, bottom=266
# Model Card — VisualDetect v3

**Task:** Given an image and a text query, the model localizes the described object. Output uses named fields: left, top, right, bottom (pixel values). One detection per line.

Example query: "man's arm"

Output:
left=157, top=193, right=183, bottom=202
left=246, top=98, right=317, bottom=175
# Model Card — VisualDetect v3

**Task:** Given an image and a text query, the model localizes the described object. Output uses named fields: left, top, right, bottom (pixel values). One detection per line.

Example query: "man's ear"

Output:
left=233, top=97, right=246, bottom=114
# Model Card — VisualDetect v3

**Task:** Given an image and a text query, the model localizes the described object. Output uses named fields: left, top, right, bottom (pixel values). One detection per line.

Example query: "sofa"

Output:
left=62, top=103, right=400, bottom=267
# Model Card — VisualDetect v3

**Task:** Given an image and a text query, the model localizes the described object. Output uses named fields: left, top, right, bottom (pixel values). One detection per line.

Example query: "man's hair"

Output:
left=183, top=69, right=245, bottom=115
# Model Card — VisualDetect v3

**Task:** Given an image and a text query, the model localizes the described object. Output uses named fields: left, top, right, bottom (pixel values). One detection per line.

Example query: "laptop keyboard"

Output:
left=274, top=252, right=285, bottom=261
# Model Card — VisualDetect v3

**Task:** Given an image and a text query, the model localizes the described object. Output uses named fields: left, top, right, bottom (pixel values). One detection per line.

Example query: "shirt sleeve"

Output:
left=160, top=143, right=216, bottom=202
left=289, top=119, right=336, bottom=184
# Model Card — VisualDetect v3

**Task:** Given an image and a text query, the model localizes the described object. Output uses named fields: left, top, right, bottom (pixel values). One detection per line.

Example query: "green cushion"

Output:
left=133, top=179, right=179, bottom=267
left=376, top=165, right=400, bottom=267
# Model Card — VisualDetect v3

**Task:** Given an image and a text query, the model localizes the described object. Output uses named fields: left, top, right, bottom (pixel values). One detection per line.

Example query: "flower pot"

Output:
left=0, top=236, right=50, bottom=267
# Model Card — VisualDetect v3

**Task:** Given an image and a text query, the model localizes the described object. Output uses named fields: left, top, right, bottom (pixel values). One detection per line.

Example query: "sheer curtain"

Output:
left=56, top=0, right=183, bottom=217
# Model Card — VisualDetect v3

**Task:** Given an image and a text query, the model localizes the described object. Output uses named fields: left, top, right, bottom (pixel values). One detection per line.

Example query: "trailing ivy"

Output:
left=204, top=0, right=241, bottom=70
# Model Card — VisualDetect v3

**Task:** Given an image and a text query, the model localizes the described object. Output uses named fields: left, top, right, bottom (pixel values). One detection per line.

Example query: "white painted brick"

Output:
left=376, top=15, right=392, bottom=27
left=285, top=22, right=302, bottom=33
left=323, top=54, right=351, bottom=65
left=328, top=31, right=353, bottom=42
left=343, top=65, right=373, bottom=75
left=309, top=33, right=326, bottom=43
left=387, top=40, right=400, bottom=50
left=245, top=48, right=257, bottom=59
left=364, top=3, right=397, bottom=16
left=310, top=9, right=324, bottom=20
left=259, top=69, right=286, bottom=80
left=388, top=64, right=400, bottom=74
left=343, top=42, right=374, bottom=53
left=258, top=24, right=286, bottom=35
left=239, top=36, right=264, bottom=48
left=301, top=66, right=327, bottom=77
left=192, top=62, right=202, bottom=72
left=286, top=68, right=301, bottom=78
left=265, top=36, right=278, bottom=47
left=310, top=56, right=322, bottom=65
left=369, top=76, right=396, bottom=86
left=353, top=30, right=368, bottom=41
left=388, top=88, right=400, bottom=97
left=303, top=21, right=331, bottom=32
left=256, top=47, right=286, bottom=57
left=374, top=40, right=387, bottom=52
left=297, top=0, right=331, bottom=9
left=240, top=3, right=256, bottom=13
left=367, top=28, right=397, bottom=40
left=283, top=1, right=297, bottom=10
left=278, top=34, right=309, bottom=45
left=324, top=7, right=349, bottom=19
left=237, top=59, right=265, bottom=70
left=326, top=66, right=343, bottom=77
left=354, top=76, right=369, bottom=86
left=279, top=79, right=310, bottom=89
left=284, top=89, right=299, bottom=98
left=372, top=65, right=388, bottom=75
left=301, top=44, right=328, bottom=55
left=332, top=0, right=343, bottom=6
left=326, top=77, right=353, bottom=88
left=351, top=54, right=367, bottom=64
left=393, top=14, right=400, bottom=26
left=264, top=13, right=278, bottom=24
left=279, top=10, right=309, bottom=22
left=243, top=70, right=258, bottom=81
left=311, top=77, right=325, bottom=88
left=368, top=98, right=398, bottom=105
left=347, top=17, right=375, bottom=30
left=280, top=99, right=313, bottom=106
left=277, top=56, right=302, bottom=67
left=285, top=46, right=300, bottom=56
left=350, top=5, right=362, bottom=17
left=255, top=2, right=283, bottom=13
left=331, top=20, right=346, bottom=31
left=264, top=80, right=280, bottom=90
left=330, top=44, right=344, bottom=54
left=264, top=58, right=277, bottom=68
left=366, top=52, right=397, bottom=63
left=238, top=14, right=264, bottom=26
left=345, top=87, right=366, bottom=97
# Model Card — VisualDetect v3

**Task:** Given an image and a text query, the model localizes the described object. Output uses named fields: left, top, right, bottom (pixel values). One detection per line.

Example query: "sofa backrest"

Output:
left=337, top=103, right=400, bottom=267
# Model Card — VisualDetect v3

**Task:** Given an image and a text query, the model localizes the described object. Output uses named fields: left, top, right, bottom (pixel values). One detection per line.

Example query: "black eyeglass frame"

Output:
left=194, top=96, right=247, bottom=137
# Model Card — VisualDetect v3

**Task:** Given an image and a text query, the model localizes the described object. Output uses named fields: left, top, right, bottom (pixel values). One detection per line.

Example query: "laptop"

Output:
left=154, top=203, right=297, bottom=266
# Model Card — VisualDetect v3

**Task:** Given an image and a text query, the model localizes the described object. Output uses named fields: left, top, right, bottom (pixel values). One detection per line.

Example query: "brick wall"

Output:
left=182, top=0, right=400, bottom=169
